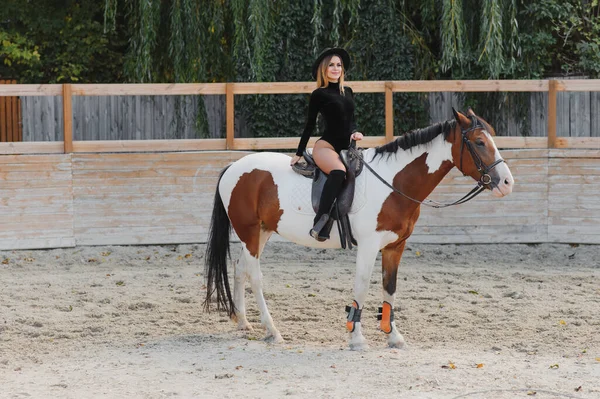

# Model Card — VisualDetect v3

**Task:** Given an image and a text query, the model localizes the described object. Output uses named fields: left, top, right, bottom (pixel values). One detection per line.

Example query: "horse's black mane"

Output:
left=373, top=120, right=456, bottom=159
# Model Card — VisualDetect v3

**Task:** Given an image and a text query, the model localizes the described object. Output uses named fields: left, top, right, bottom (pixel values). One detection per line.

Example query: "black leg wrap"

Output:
left=345, top=304, right=362, bottom=332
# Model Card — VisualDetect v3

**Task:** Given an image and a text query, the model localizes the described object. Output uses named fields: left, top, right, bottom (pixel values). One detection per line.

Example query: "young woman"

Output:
left=290, top=48, right=364, bottom=241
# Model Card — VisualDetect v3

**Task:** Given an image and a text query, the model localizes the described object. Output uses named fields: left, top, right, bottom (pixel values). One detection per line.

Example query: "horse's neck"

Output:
left=367, top=135, right=455, bottom=201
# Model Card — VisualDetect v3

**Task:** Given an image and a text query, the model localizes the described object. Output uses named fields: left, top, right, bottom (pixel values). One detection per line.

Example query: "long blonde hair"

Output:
left=316, top=55, right=345, bottom=94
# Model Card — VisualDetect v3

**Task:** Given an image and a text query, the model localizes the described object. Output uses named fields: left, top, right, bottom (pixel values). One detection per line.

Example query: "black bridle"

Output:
left=349, top=116, right=506, bottom=209
left=459, top=115, right=506, bottom=187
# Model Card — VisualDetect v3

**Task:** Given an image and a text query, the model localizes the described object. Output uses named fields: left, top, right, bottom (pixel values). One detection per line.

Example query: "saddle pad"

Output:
left=290, top=170, right=368, bottom=216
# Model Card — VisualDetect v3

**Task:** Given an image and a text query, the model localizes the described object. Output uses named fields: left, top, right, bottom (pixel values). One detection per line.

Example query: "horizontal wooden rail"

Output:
left=392, top=80, right=549, bottom=92
left=72, top=139, right=227, bottom=153
left=0, top=85, right=62, bottom=96
left=232, top=82, right=316, bottom=95
left=1, top=80, right=600, bottom=154
left=1, top=136, right=568, bottom=154
left=555, top=79, right=600, bottom=92
left=493, top=137, right=549, bottom=149
left=0, top=142, right=64, bottom=154
left=71, top=83, right=227, bottom=96
left=554, top=137, right=600, bottom=149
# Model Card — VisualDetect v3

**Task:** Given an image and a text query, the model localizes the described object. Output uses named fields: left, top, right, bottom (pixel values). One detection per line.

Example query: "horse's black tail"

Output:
left=204, top=165, right=235, bottom=318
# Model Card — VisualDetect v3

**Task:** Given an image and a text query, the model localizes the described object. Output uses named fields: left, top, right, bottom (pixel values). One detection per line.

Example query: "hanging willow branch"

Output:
left=124, top=0, right=160, bottom=82
left=103, top=0, right=118, bottom=33
left=311, top=0, right=323, bottom=56
left=441, top=0, right=465, bottom=73
left=330, top=0, right=342, bottom=46
left=396, top=4, right=437, bottom=80
left=503, top=0, right=521, bottom=75
left=169, top=0, right=186, bottom=82
left=248, top=0, right=272, bottom=81
left=183, top=0, right=205, bottom=81
left=231, top=0, right=251, bottom=70
left=343, top=0, right=360, bottom=26
left=479, top=0, right=504, bottom=78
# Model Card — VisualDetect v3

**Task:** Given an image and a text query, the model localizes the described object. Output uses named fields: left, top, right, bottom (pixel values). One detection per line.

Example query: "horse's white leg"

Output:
left=381, top=243, right=407, bottom=348
left=244, top=231, right=283, bottom=343
left=233, top=257, right=252, bottom=331
left=348, top=242, right=380, bottom=351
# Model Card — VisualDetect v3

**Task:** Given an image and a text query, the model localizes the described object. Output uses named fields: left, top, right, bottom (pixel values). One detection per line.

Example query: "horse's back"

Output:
left=219, top=151, right=307, bottom=221
left=219, top=152, right=298, bottom=203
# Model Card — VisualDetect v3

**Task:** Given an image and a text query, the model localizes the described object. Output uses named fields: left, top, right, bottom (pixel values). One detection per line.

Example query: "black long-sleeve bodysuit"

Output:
left=295, top=81, right=357, bottom=156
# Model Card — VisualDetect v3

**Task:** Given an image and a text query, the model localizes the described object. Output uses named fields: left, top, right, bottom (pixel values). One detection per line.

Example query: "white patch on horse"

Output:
left=483, top=130, right=504, bottom=162
left=425, top=134, right=453, bottom=173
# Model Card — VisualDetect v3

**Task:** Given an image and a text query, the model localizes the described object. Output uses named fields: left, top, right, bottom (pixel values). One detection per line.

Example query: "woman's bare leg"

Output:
left=312, top=140, right=346, bottom=174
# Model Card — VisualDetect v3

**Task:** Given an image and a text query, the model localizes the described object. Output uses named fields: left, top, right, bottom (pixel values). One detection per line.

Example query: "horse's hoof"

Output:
left=387, top=332, right=406, bottom=349
left=264, top=333, right=284, bottom=344
left=237, top=322, right=253, bottom=331
left=349, top=341, right=369, bottom=351
left=387, top=339, right=406, bottom=349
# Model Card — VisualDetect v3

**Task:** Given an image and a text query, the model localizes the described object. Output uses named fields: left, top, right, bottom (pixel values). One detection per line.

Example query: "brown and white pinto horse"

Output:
left=204, top=109, right=514, bottom=350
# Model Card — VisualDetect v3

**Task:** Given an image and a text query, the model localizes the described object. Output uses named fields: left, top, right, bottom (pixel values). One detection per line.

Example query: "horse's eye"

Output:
left=475, top=140, right=485, bottom=147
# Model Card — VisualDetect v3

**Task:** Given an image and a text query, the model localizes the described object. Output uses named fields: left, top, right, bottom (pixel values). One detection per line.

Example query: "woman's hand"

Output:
left=351, top=132, right=364, bottom=141
left=290, top=155, right=302, bottom=165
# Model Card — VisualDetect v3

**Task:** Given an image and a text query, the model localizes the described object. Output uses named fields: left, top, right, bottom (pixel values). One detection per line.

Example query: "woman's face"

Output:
left=326, top=55, right=343, bottom=82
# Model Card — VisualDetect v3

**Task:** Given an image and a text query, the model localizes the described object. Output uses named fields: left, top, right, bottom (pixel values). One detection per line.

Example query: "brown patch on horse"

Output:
left=376, top=153, right=452, bottom=236
left=376, top=153, right=453, bottom=296
left=381, top=241, right=405, bottom=296
left=228, top=170, right=283, bottom=257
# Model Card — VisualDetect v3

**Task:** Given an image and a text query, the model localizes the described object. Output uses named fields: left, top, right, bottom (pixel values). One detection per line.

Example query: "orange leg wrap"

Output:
left=379, top=302, right=393, bottom=334
left=345, top=300, right=360, bottom=332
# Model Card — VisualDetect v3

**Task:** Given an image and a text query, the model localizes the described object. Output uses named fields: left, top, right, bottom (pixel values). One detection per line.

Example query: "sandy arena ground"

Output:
left=1, top=241, right=599, bottom=399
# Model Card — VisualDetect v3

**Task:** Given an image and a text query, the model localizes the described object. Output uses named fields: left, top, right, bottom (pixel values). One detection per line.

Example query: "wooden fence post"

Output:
left=63, top=83, right=73, bottom=153
left=385, top=81, right=394, bottom=142
left=547, top=80, right=558, bottom=149
left=226, top=83, right=234, bottom=150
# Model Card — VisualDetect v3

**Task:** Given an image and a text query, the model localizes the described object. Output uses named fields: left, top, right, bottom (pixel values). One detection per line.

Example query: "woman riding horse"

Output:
left=205, top=105, right=514, bottom=349
left=289, top=48, right=364, bottom=241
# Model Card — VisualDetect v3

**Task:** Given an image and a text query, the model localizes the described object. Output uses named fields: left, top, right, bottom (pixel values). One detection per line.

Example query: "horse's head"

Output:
left=451, top=108, right=514, bottom=197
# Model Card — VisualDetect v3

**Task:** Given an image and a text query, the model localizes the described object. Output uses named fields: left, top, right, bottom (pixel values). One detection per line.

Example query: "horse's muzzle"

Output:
left=489, top=163, right=514, bottom=197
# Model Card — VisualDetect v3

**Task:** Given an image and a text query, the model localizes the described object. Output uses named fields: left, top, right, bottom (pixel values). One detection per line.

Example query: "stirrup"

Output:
left=310, top=214, right=331, bottom=242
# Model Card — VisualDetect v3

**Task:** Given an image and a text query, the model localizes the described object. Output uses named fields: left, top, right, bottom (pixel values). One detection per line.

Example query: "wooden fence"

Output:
left=1, top=80, right=600, bottom=154
left=0, top=81, right=599, bottom=250
left=18, top=87, right=600, bottom=143
left=0, top=80, right=22, bottom=142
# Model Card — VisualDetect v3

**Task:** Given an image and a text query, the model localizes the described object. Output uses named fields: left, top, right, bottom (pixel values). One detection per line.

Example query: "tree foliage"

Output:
left=2, top=0, right=600, bottom=138
left=0, top=0, right=124, bottom=82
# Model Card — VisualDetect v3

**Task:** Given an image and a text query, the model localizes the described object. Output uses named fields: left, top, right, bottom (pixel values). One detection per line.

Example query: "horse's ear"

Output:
left=452, top=107, right=460, bottom=121
left=452, top=107, right=470, bottom=128
left=467, top=107, right=476, bottom=117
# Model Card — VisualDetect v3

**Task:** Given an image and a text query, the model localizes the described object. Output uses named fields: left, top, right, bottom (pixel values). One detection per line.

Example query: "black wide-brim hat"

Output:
left=311, top=48, right=351, bottom=79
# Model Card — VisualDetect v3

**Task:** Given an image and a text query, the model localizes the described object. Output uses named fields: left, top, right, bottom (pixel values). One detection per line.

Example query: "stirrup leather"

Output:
left=345, top=300, right=362, bottom=332
left=377, top=302, right=395, bottom=334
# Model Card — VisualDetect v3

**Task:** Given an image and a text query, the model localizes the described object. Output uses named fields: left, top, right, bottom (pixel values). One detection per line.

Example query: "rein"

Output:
left=348, top=118, right=505, bottom=209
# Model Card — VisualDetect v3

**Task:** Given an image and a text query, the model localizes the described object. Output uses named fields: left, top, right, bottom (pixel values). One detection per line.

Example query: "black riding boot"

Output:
left=310, top=169, right=346, bottom=241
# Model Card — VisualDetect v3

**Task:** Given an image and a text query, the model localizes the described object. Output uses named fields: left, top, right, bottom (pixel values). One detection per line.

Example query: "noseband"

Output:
left=459, top=116, right=506, bottom=187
